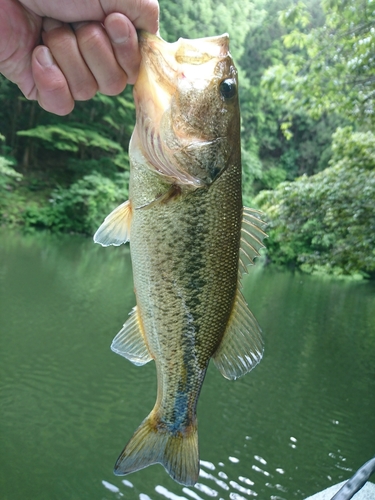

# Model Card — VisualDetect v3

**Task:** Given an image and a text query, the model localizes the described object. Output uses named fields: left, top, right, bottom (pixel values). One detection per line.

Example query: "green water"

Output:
left=1, top=231, right=374, bottom=500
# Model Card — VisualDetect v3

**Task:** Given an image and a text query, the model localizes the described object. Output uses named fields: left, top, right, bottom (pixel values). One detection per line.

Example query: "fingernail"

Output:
left=36, top=47, right=54, bottom=68
left=107, top=19, right=130, bottom=44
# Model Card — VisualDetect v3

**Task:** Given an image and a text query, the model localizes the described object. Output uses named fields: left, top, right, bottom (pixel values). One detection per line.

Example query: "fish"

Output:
left=94, top=31, right=267, bottom=486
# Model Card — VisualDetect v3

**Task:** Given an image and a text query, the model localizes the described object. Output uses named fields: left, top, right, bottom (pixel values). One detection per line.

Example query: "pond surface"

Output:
left=0, top=231, right=374, bottom=500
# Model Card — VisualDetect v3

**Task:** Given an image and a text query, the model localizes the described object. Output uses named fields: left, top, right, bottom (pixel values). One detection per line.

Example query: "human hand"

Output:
left=0, top=0, right=159, bottom=115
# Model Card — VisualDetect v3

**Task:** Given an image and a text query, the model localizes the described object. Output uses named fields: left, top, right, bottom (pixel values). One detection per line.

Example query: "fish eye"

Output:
left=219, top=79, right=237, bottom=100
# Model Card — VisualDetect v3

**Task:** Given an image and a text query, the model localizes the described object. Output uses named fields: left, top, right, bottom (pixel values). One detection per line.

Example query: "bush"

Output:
left=0, top=154, right=24, bottom=226
left=23, top=172, right=129, bottom=236
left=255, top=127, right=375, bottom=278
left=0, top=155, right=22, bottom=189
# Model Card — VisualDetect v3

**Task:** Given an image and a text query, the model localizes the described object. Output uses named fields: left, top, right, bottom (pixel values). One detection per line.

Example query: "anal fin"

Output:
left=111, top=306, right=153, bottom=366
left=213, top=291, right=263, bottom=380
left=93, top=200, right=132, bottom=247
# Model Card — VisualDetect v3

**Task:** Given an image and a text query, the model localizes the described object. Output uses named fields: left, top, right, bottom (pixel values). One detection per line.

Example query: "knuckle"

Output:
left=139, top=0, right=160, bottom=28
left=43, top=28, right=75, bottom=53
left=72, top=82, right=98, bottom=101
left=77, top=25, right=105, bottom=52
left=24, top=86, right=38, bottom=101
left=42, top=77, right=68, bottom=95
left=100, top=74, right=127, bottom=96
left=140, top=0, right=159, bottom=14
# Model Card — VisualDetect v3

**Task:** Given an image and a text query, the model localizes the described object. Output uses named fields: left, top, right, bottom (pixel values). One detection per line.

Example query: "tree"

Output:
left=159, top=0, right=253, bottom=61
left=263, top=0, right=375, bottom=125
left=255, top=127, right=375, bottom=278
left=239, top=0, right=335, bottom=199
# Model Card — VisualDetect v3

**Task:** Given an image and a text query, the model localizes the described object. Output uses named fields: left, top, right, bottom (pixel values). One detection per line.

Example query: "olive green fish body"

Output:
left=94, top=32, right=267, bottom=486
left=130, top=147, right=242, bottom=431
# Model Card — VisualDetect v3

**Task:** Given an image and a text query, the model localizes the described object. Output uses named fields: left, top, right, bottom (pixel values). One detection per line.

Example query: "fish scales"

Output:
left=130, top=156, right=242, bottom=427
left=94, top=31, right=267, bottom=486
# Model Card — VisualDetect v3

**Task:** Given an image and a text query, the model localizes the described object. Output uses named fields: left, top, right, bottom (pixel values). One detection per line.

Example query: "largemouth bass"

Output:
left=94, top=32, right=267, bottom=486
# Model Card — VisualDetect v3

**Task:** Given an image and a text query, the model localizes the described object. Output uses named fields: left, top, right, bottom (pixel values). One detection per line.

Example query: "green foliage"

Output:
left=255, top=128, right=375, bottom=278
left=261, top=166, right=287, bottom=189
left=241, top=137, right=264, bottom=205
left=17, top=124, right=123, bottom=153
left=0, top=134, right=19, bottom=181
left=0, top=154, right=24, bottom=227
left=159, top=0, right=253, bottom=61
left=23, top=172, right=129, bottom=235
left=0, top=0, right=374, bottom=279
left=0, top=156, right=21, bottom=189
left=263, top=0, right=375, bottom=126
left=66, top=157, right=122, bottom=182
left=279, top=1, right=311, bottom=29
left=0, top=79, right=134, bottom=234
left=239, top=0, right=334, bottom=186
left=0, top=132, right=22, bottom=224
left=331, top=127, right=375, bottom=170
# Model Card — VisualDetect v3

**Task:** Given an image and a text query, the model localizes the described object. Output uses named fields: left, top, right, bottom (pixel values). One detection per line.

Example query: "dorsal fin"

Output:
left=111, top=306, right=153, bottom=366
left=239, top=207, right=267, bottom=276
left=93, top=200, right=132, bottom=247
left=213, top=290, right=263, bottom=380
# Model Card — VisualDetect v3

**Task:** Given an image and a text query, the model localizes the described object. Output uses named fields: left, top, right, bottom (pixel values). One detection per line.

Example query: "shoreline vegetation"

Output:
left=1, top=0, right=374, bottom=279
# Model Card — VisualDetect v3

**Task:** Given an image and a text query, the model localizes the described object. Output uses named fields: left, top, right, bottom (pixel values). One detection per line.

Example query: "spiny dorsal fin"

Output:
left=213, top=290, right=263, bottom=380
left=93, top=200, right=132, bottom=247
left=239, top=207, right=267, bottom=276
left=111, top=306, right=153, bottom=366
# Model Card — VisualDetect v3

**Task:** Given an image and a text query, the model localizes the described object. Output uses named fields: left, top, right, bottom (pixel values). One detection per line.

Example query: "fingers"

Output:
left=32, top=45, right=75, bottom=115
left=29, top=0, right=160, bottom=115
left=72, top=16, right=132, bottom=91
left=42, top=19, right=99, bottom=100
left=32, top=15, right=138, bottom=114
left=32, top=19, right=99, bottom=115
left=101, top=0, right=159, bottom=34
left=104, top=13, right=140, bottom=85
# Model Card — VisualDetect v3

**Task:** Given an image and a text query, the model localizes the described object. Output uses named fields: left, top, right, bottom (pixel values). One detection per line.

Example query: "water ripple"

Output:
left=2, top=232, right=375, bottom=500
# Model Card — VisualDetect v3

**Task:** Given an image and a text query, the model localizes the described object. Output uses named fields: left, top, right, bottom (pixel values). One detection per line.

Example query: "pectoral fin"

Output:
left=93, top=200, right=132, bottom=247
left=111, top=306, right=153, bottom=366
left=213, top=291, right=263, bottom=380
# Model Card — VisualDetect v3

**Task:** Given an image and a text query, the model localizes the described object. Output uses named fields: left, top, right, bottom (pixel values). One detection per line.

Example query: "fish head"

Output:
left=133, top=32, right=240, bottom=188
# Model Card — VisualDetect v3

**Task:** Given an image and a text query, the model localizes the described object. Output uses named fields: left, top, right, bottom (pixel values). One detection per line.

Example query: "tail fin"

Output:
left=113, top=413, right=199, bottom=486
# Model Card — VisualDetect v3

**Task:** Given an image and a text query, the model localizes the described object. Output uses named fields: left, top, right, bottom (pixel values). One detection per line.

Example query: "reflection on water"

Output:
left=1, top=231, right=375, bottom=500
left=101, top=456, right=273, bottom=499
left=99, top=447, right=353, bottom=500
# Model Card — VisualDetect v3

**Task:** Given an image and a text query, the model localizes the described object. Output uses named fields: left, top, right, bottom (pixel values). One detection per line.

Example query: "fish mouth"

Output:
left=136, top=30, right=231, bottom=103
left=136, top=31, right=231, bottom=113
left=137, top=32, right=178, bottom=97
left=137, top=31, right=230, bottom=70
